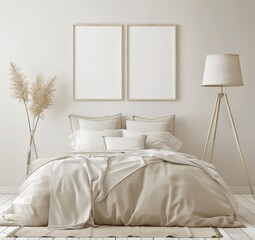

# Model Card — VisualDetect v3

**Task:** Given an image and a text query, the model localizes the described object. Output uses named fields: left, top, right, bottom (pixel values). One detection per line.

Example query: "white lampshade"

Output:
left=202, top=54, right=243, bottom=87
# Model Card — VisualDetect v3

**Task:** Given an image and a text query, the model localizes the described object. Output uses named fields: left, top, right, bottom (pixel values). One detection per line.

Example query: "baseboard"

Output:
left=0, top=186, right=253, bottom=194
left=230, top=186, right=255, bottom=194
left=0, top=186, right=19, bottom=193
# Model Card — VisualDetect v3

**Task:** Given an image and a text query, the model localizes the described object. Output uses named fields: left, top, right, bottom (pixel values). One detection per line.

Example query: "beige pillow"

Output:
left=69, top=129, right=122, bottom=151
left=122, top=130, right=182, bottom=151
left=79, top=119, right=117, bottom=130
left=103, top=136, right=146, bottom=150
left=126, top=120, right=169, bottom=132
left=133, top=115, right=175, bottom=134
left=69, top=113, right=122, bottom=132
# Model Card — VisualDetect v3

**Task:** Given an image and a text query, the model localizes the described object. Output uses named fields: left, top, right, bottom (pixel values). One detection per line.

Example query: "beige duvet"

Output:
left=1, top=149, right=239, bottom=228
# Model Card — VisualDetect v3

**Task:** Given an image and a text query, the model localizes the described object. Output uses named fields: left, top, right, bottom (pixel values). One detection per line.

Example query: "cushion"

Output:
left=126, top=120, right=168, bottom=132
left=133, top=115, right=175, bottom=134
left=79, top=119, right=117, bottom=130
left=69, top=129, right=122, bottom=151
left=122, top=130, right=182, bottom=151
left=69, top=113, right=122, bottom=132
left=103, top=136, right=147, bottom=150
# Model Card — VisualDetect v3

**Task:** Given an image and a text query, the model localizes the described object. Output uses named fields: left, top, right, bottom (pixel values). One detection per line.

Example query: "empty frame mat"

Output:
left=74, top=25, right=122, bottom=100
left=128, top=25, right=176, bottom=100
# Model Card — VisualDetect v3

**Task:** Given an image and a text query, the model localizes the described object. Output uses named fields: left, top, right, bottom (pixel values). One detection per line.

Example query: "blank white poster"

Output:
left=128, top=25, right=176, bottom=100
left=74, top=25, right=122, bottom=100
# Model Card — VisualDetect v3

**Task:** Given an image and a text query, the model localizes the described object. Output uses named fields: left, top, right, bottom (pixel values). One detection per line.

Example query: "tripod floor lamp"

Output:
left=202, top=54, right=254, bottom=199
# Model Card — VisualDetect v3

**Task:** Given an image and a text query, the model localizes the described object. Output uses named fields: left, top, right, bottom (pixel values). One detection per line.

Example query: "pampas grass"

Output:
left=10, top=62, right=29, bottom=102
left=10, top=61, right=56, bottom=130
left=9, top=61, right=56, bottom=174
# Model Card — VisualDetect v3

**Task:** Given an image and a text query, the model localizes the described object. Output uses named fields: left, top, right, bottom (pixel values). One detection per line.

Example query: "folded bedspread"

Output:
left=1, top=149, right=239, bottom=228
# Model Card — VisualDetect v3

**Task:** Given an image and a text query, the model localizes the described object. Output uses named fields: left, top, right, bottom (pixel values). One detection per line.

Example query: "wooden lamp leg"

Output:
left=224, top=93, right=255, bottom=199
left=209, top=93, right=223, bottom=163
left=202, top=94, right=221, bottom=160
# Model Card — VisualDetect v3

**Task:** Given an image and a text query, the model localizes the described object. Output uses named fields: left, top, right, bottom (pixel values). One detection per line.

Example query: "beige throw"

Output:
left=1, top=149, right=240, bottom=229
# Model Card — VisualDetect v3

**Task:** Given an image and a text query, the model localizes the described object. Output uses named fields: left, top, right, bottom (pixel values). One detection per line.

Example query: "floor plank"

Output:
left=0, top=195, right=14, bottom=205
left=0, top=196, right=15, bottom=214
left=236, top=195, right=255, bottom=214
left=216, top=229, right=232, bottom=240
left=223, top=228, right=251, bottom=240
left=238, top=200, right=255, bottom=226
left=243, top=194, right=255, bottom=204
left=0, top=227, right=7, bottom=234
left=237, top=215, right=255, bottom=239
left=3, top=226, right=18, bottom=233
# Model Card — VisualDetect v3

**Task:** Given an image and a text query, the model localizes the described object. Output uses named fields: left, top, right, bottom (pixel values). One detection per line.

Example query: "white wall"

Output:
left=0, top=0, right=255, bottom=191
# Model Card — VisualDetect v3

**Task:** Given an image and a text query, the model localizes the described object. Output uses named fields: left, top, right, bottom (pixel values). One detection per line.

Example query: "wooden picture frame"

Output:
left=127, top=25, right=176, bottom=101
left=73, top=24, right=123, bottom=100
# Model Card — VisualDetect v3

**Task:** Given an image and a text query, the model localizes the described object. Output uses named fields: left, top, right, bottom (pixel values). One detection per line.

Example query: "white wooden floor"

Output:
left=0, top=194, right=255, bottom=240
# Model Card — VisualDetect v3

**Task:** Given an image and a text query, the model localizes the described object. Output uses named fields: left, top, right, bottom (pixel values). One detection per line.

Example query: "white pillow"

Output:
left=69, top=129, right=122, bottom=151
left=103, top=136, right=146, bottom=150
left=126, top=120, right=168, bottom=132
left=69, top=113, right=122, bottom=132
left=122, top=130, right=182, bottom=152
left=133, top=115, right=175, bottom=134
left=79, top=119, right=117, bottom=130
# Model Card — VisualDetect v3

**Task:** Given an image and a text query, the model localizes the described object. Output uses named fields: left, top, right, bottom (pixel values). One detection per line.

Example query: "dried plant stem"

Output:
left=23, top=100, right=32, bottom=132
left=33, top=116, right=39, bottom=158
left=33, top=115, right=40, bottom=134
left=24, top=99, right=38, bottom=160
left=27, top=115, right=40, bottom=167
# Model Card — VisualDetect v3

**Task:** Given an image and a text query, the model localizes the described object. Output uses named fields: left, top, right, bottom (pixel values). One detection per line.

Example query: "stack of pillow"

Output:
left=69, top=113, right=182, bottom=152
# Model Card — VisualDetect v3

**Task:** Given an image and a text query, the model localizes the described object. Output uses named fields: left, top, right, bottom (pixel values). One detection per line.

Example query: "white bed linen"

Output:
left=1, top=150, right=239, bottom=229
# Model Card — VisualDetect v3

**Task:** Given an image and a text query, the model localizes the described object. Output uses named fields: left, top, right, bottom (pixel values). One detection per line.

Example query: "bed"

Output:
left=0, top=113, right=240, bottom=229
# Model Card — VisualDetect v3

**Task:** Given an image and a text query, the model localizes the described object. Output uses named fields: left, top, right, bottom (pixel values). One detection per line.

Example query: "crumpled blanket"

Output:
left=1, top=149, right=239, bottom=228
